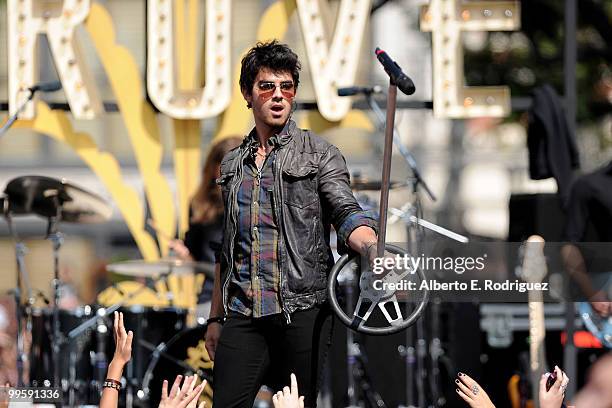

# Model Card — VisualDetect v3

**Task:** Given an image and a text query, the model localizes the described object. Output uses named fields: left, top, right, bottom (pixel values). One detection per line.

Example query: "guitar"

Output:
left=508, top=236, right=548, bottom=408
left=578, top=301, right=612, bottom=348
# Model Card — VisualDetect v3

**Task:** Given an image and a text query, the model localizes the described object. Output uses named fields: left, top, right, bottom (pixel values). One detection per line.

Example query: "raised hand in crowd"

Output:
left=272, top=373, right=304, bottom=408
left=455, top=372, right=496, bottom=408
left=100, top=311, right=134, bottom=408
left=539, top=365, right=569, bottom=408
left=158, top=374, right=207, bottom=408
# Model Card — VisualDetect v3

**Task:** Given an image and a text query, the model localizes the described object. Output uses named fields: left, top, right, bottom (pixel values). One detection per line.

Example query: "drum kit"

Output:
left=1, top=175, right=215, bottom=407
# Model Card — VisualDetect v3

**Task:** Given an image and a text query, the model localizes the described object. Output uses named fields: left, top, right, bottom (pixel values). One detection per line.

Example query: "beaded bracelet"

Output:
left=103, top=378, right=122, bottom=391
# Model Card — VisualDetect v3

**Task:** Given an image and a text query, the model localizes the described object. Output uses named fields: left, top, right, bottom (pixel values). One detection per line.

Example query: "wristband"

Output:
left=103, top=378, right=122, bottom=391
left=207, top=316, right=226, bottom=325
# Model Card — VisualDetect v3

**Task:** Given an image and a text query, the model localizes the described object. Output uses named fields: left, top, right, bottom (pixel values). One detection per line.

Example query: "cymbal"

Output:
left=350, top=178, right=406, bottom=191
left=3, top=175, right=112, bottom=223
left=106, top=259, right=216, bottom=280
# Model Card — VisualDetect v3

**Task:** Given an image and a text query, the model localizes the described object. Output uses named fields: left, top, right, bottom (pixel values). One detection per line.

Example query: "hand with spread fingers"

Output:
left=272, top=374, right=304, bottom=408
left=540, top=365, right=569, bottom=408
left=455, top=372, right=496, bottom=408
left=159, top=375, right=207, bottom=408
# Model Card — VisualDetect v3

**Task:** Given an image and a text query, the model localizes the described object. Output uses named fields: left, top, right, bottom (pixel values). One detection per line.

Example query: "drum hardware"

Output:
left=138, top=323, right=213, bottom=407
left=67, top=275, right=168, bottom=406
left=139, top=339, right=208, bottom=384
left=68, top=284, right=156, bottom=340
left=2, top=202, right=34, bottom=387
left=388, top=205, right=469, bottom=243
left=351, top=177, right=407, bottom=192
left=106, top=259, right=216, bottom=281
left=2, top=175, right=112, bottom=397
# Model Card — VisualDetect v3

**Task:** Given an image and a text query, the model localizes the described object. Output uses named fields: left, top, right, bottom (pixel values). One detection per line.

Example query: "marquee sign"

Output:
left=296, top=0, right=371, bottom=121
left=2, top=0, right=522, bottom=261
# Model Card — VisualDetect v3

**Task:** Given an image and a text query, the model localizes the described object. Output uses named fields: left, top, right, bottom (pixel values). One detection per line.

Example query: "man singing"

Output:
left=206, top=40, right=379, bottom=407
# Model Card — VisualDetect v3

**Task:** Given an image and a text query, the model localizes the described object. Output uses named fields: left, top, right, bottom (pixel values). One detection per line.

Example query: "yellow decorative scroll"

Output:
left=85, top=2, right=175, bottom=256
left=172, top=0, right=203, bottom=237
left=173, top=120, right=201, bottom=237
left=14, top=102, right=160, bottom=259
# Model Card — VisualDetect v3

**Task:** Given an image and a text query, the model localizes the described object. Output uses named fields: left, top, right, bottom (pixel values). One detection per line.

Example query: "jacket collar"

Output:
left=244, top=119, right=295, bottom=154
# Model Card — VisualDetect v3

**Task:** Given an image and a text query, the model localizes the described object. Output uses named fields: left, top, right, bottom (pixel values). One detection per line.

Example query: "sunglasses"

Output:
left=257, top=81, right=295, bottom=100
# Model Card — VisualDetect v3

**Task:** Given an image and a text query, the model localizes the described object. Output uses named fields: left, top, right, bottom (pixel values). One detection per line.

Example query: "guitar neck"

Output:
left=528, top=289, right=547, bottom=407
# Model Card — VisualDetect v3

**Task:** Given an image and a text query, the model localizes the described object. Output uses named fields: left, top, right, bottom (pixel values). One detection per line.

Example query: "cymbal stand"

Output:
left=45, top=193, right=64, bottom=396
left=2, top=205, right=34, bottom=387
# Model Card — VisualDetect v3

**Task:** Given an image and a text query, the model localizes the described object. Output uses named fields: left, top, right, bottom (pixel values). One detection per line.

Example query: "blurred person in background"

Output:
left=169, top=136, right=243, bottom=318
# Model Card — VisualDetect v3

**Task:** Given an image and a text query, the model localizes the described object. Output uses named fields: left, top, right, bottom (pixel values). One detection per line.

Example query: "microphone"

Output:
left=337, top=86, right=382, bottom=97
left=374, top=47, right=416, bottom=95
left=28, top=80, right=62, bottom=94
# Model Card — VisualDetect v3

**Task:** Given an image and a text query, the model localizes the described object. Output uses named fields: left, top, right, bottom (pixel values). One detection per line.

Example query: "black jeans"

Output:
left=212, top=305, right=333, bottom=408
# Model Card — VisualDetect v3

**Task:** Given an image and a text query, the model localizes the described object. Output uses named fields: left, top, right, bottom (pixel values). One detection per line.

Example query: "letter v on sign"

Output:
left=296, top=0, right=371, bottom=122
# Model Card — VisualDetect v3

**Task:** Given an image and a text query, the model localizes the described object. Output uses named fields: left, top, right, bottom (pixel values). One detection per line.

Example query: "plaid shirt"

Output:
left=228, top=132, right=284, bottom=317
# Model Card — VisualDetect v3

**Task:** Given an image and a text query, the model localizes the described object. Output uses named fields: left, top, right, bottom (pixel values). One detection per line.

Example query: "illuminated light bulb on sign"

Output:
left=146, top=0, right=232, bottom=119
left=296, top=0, right=371, bottom=121
left=420, top=0, right=520, bottom=118
left=8, top=0, right=102, bottom=119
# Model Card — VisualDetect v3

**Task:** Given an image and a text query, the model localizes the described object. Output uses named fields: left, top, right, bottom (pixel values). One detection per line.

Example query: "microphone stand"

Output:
left=365, top=88, right=441, bottom=408
left=0, top=89, right=35, bottom=137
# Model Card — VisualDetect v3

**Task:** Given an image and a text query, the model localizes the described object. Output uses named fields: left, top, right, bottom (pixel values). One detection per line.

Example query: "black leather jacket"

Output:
left=217, top=120, right=378, bottom=321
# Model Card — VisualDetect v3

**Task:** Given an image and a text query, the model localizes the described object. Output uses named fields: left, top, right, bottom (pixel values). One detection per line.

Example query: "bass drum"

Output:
left=139, top=323, right=213, bottom=407
left=113, top=306, right=188, bottom=387
left=29, top=306, right=98, bottom=406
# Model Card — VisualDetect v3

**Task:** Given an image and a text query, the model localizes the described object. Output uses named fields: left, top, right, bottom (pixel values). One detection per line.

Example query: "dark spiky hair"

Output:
left=239, top=40, right=301, bottom=95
